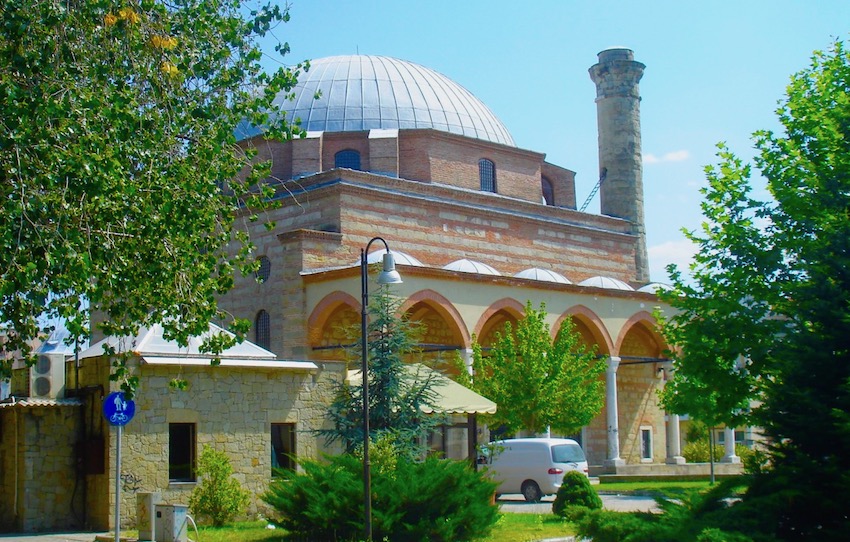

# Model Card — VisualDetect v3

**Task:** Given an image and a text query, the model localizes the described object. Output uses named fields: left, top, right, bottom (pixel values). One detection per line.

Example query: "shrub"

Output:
left=552, top=471, right=602, bottom=519
left=188, top=446, right=251, bottom=527
left=577, top=509, right=661, bottom=542
left=682, top=440, right=726, bottom=463
left=264, top=454, right=499, bottom=541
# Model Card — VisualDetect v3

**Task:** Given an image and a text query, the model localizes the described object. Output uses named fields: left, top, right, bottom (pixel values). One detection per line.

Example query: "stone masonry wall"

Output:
left=91, top=360, right=343, bottom=528
left=0, top=405, right=81, bottom=532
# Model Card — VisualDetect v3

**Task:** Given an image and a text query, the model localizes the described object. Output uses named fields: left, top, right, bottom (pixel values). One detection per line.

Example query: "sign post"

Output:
left=103, top=391, right=136, bottom=542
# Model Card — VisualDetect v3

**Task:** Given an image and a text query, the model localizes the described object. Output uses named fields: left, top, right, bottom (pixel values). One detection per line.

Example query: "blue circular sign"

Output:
left=103, top=391, right=136, bottom=426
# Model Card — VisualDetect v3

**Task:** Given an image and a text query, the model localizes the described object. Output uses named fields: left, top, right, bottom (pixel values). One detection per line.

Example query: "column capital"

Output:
left=606, top=356, right=621, bottom=372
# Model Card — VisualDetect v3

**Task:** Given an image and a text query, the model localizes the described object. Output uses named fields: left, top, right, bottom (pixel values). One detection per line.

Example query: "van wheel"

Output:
left=521, top=481, right=542, bottom=502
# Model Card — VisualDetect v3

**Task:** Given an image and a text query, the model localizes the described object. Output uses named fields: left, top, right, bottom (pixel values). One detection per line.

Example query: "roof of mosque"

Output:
left=242, top=55, right=515, bottom=146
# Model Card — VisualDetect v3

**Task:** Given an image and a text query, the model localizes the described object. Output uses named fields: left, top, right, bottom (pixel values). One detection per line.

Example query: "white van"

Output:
left=484, top=438, right=589, bottom=502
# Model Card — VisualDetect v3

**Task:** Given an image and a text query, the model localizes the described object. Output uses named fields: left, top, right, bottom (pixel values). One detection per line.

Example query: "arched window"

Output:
left=254, top=255, right=271, bottom=283
left=255, top=310, right=271, bottom=350
left=479, top=159, right=496, bottom=193
left=335, top=149, right=361, bottom=170
left=542, top=177, right=554, bottom=206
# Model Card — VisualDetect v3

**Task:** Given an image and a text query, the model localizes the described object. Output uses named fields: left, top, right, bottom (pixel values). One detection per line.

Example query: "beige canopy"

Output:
left=346, top=363, right=496, bottom=415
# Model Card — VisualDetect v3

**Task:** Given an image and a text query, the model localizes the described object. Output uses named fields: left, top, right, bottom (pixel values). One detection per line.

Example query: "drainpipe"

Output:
left=13, top=397, right=19, bottom=528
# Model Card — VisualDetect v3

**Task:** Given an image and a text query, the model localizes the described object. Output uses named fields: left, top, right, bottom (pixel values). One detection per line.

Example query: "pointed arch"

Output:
left=307, top=291, right=360, bottom=359
left=615, top=311, right=666, bottom=358
left=554, top=305, right=614, bottom=356
left=399, top=289, right=470, bottom=347
left=473, top=298, right=525, bottom=347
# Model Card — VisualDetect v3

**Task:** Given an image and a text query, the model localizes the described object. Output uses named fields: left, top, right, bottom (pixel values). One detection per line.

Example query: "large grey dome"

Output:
left=262, top=55, right=515, bottom=146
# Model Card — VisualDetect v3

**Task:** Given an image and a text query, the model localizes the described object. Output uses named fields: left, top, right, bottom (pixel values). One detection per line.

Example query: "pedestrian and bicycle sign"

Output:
left=103, top=390, right=136, bottom=541
left=103, top=391, right=136, bottom=426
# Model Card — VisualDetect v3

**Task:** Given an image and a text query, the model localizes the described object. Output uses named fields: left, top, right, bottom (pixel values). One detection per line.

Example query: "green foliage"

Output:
left=0, top=0, right=306, bottom=390
left=657, top=38, right=850, bottom=540
left=469, top=301, right=604, bottom=435
left=681, top=440, right=725, bottom=464
left=552, top=471, right=602, bottom=520
left=577, top=509, right=661, bottom=542
left=319, top=289, right=444, bottom=460
left=263, top=454, right=499, bottom=542
left=579, top=479, right=757, bottom=542
left=189, top=446, right=251, bottom=527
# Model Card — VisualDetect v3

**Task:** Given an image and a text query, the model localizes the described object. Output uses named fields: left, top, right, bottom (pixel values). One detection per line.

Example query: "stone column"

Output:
left=589, top=48, right=649, bottom=283
left=722, top=427, right=740, bottom=463
left=661, top=363, right=685, bottom=465
left=604, top=356, right=624, bottom=467
left=665, top=413, right=685, bottom=465
left=461, top=348, right=474, bottom=375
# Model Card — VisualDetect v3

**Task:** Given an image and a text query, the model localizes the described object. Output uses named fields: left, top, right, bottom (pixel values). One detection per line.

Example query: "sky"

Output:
left=259, top=0, right=850, bottom=283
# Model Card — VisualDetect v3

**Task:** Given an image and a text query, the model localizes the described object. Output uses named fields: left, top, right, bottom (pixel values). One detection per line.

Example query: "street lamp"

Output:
left=361, top=237, right=402, bottom=541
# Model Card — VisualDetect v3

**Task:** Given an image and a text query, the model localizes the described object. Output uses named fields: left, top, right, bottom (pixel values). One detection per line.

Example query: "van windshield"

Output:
left=551, top=443, right=585, bottom=463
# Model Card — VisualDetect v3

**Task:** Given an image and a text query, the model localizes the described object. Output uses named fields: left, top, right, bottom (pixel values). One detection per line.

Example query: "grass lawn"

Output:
left=153, top=513, right=577, bottom=542
left=595, top=479, right=727, bottom=499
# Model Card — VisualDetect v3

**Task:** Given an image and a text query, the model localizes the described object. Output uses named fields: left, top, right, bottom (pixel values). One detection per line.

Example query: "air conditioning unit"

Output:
left=30, top=353, right=66, bottom=399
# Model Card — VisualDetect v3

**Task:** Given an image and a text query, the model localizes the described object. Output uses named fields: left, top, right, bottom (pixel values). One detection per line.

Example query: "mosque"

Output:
left=2, top=49, right=748, bottom=532
left=219, top=47, right=673, bottom=467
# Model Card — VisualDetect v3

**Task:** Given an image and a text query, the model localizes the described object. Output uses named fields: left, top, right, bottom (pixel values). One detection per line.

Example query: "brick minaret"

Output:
left=589, top=48, right=648, bottom=283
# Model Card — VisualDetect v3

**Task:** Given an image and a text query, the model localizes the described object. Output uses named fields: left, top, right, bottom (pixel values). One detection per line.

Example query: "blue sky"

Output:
left=261, top=0, right=849, bottom=282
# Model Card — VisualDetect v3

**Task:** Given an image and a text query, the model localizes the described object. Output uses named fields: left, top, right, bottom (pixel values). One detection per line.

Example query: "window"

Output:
left=255, top=310, right=270, bottom=350
left=542, top=177, right=554, bottom=205
left=479, top=159, right=496, bottom=193
left=640, top=426, right=653, bottom=462
left=271, top=423, right=296, bottom=476
left=335, top=149, right=361, bottom=170
left=255, top=255, right=271, bottom=283
left=169, top=423, right=196, bottom=482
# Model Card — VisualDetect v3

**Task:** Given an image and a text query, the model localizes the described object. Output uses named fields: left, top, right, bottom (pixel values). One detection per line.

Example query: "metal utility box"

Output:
left=137, top=492, right=162, bottom=541
left=155, top=504, right=189, bottom=542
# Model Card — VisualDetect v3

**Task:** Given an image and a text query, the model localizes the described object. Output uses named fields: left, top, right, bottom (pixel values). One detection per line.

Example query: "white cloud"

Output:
left=648, top=239, right=696, bottom=283
left=644, top=150, right=691, bottom=165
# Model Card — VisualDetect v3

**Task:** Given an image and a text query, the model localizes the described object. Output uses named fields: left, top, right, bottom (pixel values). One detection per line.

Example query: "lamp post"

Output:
left=361, top=237, right=403, bottom=541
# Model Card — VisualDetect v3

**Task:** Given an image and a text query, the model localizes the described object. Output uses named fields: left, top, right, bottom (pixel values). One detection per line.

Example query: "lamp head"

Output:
left=377, top=252, right=403, bottom=285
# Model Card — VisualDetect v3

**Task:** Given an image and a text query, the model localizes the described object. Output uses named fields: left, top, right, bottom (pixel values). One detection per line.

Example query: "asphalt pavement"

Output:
left=0, top=494, right=659, bottom=541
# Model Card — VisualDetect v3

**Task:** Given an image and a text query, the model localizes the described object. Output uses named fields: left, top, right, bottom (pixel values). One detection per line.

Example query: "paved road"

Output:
left=499, top=493, right=660, bottom=514
left=0, top=494, right=659, bottom=541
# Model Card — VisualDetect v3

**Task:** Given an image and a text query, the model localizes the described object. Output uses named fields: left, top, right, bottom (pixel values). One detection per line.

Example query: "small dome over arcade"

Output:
left=638, top=282, right=673, bottom=294
left=443, top=259, right=501, bottom=275
left=578, top=276, right=634, bottom=291
left=364, top=249, right=424, bottom=267
left=514, top=268, right=571, bottom=284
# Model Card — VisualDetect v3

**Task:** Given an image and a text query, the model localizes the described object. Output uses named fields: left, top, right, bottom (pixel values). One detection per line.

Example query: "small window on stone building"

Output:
left=255, top=310, right=270, bottom=350
left=271, top=423, right=297, bottom=477
left=255, top=255, right=271, bottom=283
left=169, top=423, right=196, bottom=482
left=640, top=426, right=653, bottom=462
left=542, top=177, right=554, bottom=205
left=335, top=149, right=361, bottom=170
left=479, top=159, right=496, bottom=193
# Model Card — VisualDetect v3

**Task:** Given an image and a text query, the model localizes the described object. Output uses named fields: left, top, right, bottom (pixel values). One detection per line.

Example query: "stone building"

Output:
left=2, top=49, right=743, bottom=533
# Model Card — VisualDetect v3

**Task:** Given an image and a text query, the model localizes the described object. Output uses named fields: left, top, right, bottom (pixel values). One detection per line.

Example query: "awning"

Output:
left=0, top=397, right=83, bottom=409
left=346, top=363, right=496, bottom=415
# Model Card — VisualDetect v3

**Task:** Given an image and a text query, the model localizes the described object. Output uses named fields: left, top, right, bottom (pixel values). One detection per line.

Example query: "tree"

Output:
left=0, top=0, right=306, bottom=391
left=467, top=301, right=604, bottom=436
left=658, top=39, right=850, bottom=539
left=320, top=288, right=444, bottom=460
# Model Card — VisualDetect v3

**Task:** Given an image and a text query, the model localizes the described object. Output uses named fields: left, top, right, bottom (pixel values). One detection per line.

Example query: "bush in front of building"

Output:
left=263, top=452, right=499, bottom=541
left=576, top=478, right=758, bottom=542
left=188, top=446, right=251, bottom=527
left=552, top=470, right=602, bottom=520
